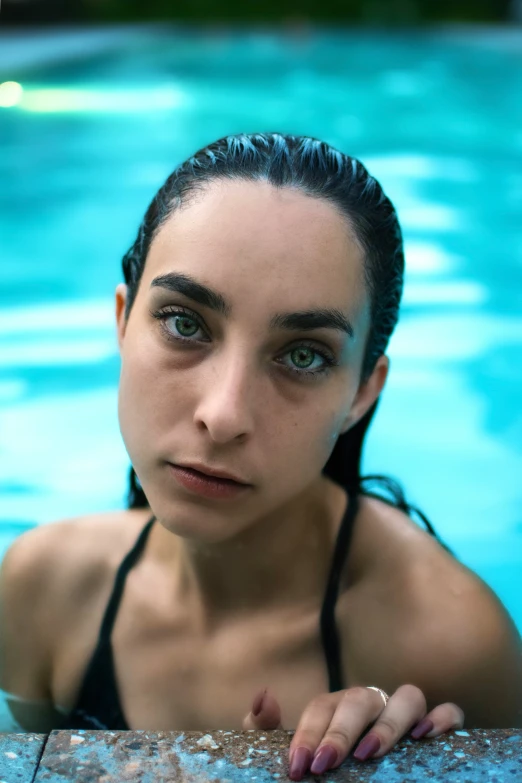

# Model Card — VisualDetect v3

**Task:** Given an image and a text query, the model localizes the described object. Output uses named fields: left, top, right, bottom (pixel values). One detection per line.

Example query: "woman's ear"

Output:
left=340, top=354, right=389, bottom=434
left=115, top=284, right=128, bottom=353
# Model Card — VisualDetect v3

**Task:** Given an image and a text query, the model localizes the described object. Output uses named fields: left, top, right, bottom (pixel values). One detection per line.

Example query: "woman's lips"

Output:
left=168, top=463, right=252, bottom=500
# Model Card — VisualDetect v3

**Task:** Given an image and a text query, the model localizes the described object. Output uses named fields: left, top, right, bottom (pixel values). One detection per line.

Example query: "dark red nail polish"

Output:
left=411, top=718, right=434, bottom=739
left=310, top=745, right=338, bottom=775
left=353, top=734, right=381, bottom=761
left=289, top=747, right=312, bottom=780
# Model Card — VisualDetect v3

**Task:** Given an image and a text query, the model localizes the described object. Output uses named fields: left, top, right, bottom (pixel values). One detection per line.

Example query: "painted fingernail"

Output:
left=353, top=734, right=381, bottom=761
left=252, top=688, right=267, bottom=716
left=310, top=745, right=338, bottom=775
left=411, top=718, right=434, bottom=739
left=289, top=747, right=312, bottom=780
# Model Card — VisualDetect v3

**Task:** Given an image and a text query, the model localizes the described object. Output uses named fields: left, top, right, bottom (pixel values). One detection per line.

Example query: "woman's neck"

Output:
left=148, top=476, right=348, bottom=635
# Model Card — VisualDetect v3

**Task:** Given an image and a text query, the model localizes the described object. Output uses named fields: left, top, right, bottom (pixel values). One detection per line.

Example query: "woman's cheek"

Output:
left=118, top=361, right=155, bottom=457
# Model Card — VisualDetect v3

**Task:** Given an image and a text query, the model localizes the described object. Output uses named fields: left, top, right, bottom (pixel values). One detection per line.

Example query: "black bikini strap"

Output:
left=319, top=490, right=360, bottom=693
left=98, top=515, right=156, bottom=644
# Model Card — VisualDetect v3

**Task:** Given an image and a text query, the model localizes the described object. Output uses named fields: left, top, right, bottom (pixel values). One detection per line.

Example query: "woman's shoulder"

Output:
left=341, top=491, right=452, bottom=591
left=1, top=508, right=152, bottom=632
left=370, top=494, right=518, bottom=649
left=3, top=507, right=151, bottom=568
left=343, top=494, right=522, bottom=723
left=353, top=492, right=495, bottom=610
left=343, top=490, right=516, bottom=664
left=0, top=508, right=152, bottom=710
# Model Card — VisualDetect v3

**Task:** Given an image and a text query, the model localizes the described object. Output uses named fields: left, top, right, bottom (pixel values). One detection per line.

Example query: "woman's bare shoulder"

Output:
left=344, top=491, right=513, bottom=662
left=0, top=508, right=152, bottom=706
left=351, top=495, right=522, bottom=725
left=5, top=507, right=151, bottom=561
left=353, top=493, right=496, bottom=607
left=365, top=495, right=519, bottom=645
left=345, top=493, right=451, bottom=587
left=1, top=508, right=152, bottom=621
left=354, top=493, right=465, bottom=575
left=343, top=495, right=522, bottom=719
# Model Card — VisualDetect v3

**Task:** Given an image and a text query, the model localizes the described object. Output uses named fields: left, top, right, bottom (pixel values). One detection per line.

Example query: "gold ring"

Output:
left=366, top=686, right=389, bottom=708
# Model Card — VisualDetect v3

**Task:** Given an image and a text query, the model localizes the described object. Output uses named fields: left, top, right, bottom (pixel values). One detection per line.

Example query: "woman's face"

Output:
left=116, top=180, right=387, bottom=540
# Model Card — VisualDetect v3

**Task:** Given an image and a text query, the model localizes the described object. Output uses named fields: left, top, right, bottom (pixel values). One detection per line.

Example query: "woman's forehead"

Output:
left=144, top=180, right=368, bottom=316
left=154, top=179, right=359, bottom=254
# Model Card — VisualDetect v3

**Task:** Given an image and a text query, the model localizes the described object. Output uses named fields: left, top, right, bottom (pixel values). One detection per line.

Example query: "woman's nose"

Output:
left=192, top=357, right=257, bottom=443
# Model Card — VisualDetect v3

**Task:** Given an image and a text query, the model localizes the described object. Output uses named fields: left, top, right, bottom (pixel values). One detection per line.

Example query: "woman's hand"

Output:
left=243, top=685, right=465, bottom=780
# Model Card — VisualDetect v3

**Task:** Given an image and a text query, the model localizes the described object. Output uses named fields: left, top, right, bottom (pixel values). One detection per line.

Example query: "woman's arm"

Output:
left=393, top=569, right=522, bottom=729
left=0, top=526, right=61, bottom=731
left=346, top=539, right=522, bottom=729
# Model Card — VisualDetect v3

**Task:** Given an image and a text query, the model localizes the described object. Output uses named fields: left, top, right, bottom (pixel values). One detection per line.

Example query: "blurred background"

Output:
left=1, top=0, right=522, bottom=24
left=0, top=0, right=521, bottom=648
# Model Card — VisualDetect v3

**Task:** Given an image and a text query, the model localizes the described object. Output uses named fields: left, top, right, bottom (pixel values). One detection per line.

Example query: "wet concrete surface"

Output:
left=12, top=727, right=521, bottom=783
left=0, top=732, right=46, bottom=783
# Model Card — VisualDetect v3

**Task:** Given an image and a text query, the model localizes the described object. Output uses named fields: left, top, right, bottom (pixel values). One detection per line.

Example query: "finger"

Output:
left=353, top=684, right=427, bottom=760
left=242, top=687, right=282, bottom=730
left=288, top=693, right=339, bottom=780
left=289, top=687, right=385, bottom=779
left=410, top=702, right=465, bottom=740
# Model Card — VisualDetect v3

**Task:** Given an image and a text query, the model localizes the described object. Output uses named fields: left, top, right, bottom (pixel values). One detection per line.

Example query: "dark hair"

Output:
left=122, top=132, right=453, bottom=555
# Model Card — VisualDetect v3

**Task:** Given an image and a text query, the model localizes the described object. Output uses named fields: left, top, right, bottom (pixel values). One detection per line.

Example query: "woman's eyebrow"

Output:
left=150, top=272, right=354, bottom=338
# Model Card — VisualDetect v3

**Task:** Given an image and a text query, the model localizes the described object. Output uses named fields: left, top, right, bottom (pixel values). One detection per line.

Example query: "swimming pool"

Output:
left=0, top=24, right=521, bottom=640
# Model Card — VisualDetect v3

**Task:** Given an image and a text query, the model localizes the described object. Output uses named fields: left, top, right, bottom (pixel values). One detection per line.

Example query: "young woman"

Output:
left=1, top=133, right=521, bottom=778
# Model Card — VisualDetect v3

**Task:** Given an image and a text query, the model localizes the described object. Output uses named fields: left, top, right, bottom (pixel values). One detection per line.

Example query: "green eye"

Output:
left=170, top=315, right=199, bottom=338
left=152, top=306, right=338, bottom=380
left=290, top=347, right=316, bottom=370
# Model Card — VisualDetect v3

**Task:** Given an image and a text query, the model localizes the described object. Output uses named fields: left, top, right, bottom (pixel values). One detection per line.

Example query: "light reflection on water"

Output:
left=0, top=26, right=521, bottom=634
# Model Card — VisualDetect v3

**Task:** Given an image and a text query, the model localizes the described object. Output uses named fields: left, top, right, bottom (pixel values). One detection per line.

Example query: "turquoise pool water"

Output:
left=0, top=26, right=521, bottom=638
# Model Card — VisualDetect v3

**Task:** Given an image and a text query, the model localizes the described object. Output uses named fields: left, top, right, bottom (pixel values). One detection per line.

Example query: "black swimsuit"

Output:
left=59, top=490, right=360, bottom=730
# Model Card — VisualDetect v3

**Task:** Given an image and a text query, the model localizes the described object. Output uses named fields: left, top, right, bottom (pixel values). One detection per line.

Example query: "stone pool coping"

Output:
left=0, top=728, right=520, bottom=782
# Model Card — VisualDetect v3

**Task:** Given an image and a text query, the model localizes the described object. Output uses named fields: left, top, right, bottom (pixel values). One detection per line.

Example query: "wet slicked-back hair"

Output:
left=122, top=132, right=452, bottom=553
